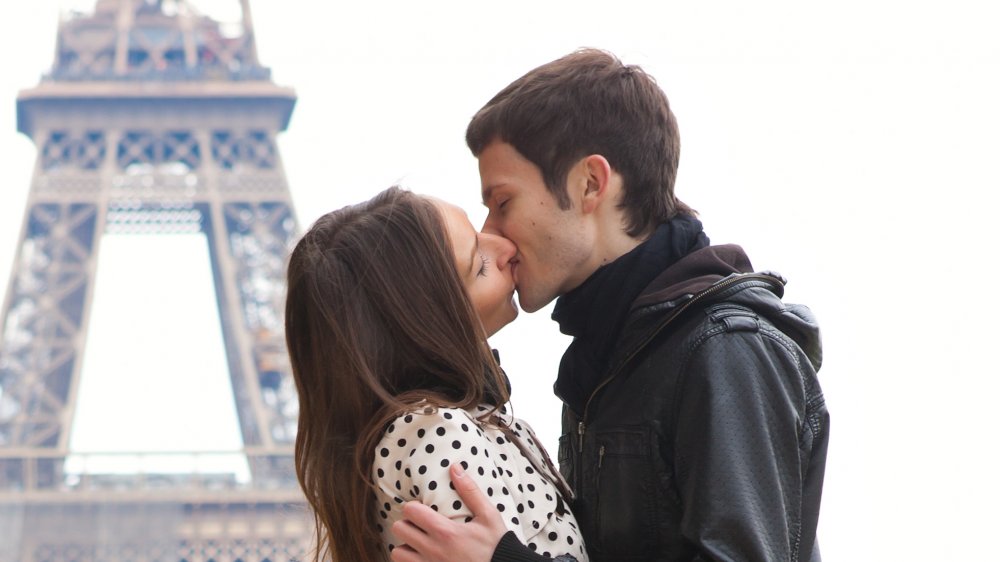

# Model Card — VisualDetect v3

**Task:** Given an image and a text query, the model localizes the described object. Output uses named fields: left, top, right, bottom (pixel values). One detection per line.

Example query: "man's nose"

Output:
left=481, top=213, right=502, bottom=237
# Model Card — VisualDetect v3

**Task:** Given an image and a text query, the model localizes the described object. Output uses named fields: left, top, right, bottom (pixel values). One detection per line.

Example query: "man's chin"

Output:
left=513, top=287, right=529, bottom=312
left=515, top=291, right=547, bottom=313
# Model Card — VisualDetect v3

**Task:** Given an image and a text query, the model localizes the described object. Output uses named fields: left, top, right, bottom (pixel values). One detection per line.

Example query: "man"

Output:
left=391, top=49, right=828, bottom=562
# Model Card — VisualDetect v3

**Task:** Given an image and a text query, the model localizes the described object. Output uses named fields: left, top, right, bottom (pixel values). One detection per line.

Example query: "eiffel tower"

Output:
left=0, top=1, right=309, bottom=560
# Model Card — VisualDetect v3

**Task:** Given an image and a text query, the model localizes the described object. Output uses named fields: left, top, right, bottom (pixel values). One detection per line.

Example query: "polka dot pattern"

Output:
left=372, top=405, right=588, bottom=560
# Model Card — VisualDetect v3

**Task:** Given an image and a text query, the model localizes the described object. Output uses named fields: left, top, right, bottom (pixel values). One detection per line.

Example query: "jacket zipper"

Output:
left=574, top=273, right=781, bottom=454
left=595, top=445, right=606, bottom=532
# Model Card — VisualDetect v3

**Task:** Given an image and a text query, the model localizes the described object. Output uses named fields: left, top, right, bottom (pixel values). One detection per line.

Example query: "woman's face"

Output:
left=434, top=199, right=519, bottom=337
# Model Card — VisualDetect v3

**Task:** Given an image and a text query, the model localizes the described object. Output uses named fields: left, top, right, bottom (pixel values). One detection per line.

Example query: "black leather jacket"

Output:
left=556, top=245, right=828, bottom=562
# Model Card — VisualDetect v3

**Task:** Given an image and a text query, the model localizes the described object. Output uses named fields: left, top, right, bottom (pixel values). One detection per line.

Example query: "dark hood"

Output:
left=626, top=244, right=822, bottom=372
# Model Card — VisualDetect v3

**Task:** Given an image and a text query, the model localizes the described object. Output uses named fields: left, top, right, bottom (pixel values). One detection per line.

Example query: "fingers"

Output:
left=389, top=543, right=422, bottom=562
left=449, top=463, right=499, bottom=525
left=392, top=503, right=462, bottom=562
left=399, top=500, right=451, bottom=537
left=390, top=519, right=432, bottom=561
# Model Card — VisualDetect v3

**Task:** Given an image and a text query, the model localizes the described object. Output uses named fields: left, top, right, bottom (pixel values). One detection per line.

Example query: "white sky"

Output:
left=1, top=1, right=999, bottom=560
left=65, top=233, right=251, bottom=480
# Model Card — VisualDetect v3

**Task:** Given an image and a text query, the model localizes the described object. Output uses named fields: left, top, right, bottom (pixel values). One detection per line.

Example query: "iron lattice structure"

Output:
left=0, top=1, right=310, bottom=560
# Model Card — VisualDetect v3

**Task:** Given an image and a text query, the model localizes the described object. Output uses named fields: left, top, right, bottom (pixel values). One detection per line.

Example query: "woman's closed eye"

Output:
left=477, top=253, right=490, bottom=277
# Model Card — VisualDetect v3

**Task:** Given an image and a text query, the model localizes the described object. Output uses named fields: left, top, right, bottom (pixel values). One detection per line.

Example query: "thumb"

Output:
left=450, top=463, right=499, bottom=523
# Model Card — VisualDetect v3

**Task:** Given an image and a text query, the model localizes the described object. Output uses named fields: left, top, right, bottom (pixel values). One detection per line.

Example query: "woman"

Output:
left=285, top=187, right=587, bottom=562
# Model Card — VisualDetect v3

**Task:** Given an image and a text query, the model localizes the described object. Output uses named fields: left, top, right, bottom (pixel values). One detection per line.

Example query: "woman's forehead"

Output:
left=428, top=197, right=477, bottom=268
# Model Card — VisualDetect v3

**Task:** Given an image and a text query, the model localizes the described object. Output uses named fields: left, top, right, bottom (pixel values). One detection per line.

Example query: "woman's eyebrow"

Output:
left=468, top=231, right=480, bottom=276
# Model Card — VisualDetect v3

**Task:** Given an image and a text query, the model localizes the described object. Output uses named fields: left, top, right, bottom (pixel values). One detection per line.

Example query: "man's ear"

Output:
left=580, top=154, right=613, bottom=215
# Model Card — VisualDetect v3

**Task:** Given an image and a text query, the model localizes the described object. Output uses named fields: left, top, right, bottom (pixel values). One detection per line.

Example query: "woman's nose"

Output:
left=482, top=233, right=517, bottom=269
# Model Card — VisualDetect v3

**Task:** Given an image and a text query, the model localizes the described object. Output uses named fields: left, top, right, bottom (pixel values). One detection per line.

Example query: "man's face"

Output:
left=478, top=141, right=593, bottom=312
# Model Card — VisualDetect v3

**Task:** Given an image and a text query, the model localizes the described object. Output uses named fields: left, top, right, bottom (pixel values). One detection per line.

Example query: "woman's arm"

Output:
left=372, top=409, right=526, bottom=551
left=373, top=408, right=580, bottom=561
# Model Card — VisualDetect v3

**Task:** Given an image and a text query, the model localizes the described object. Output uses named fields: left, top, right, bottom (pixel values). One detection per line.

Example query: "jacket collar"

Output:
left=615, top=245, right=821, bottom=379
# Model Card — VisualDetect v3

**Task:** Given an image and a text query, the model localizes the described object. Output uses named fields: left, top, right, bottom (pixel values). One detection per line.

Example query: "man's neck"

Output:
left=586, top=219, right=649, bottom=273
left=552, top=216, right=710, bottom=412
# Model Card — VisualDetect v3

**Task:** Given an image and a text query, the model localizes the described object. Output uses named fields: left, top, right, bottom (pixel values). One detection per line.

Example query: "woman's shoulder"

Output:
left=387, top=404, right=475, bottom=426
left=377, top=404, right=491, bottom=445
left=371, top=404, right=496, bottom=491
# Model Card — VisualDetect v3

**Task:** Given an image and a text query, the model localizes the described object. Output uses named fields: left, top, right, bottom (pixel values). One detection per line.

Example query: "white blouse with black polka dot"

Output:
left=372, top=405, right=589, bottom=560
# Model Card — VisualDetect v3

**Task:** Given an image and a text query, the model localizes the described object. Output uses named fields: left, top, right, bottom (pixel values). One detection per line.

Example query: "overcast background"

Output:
left=2, top=1, right=999, bottom=560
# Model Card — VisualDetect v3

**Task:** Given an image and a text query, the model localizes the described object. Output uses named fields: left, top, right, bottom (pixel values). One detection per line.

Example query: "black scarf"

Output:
left=551, top=215, right=709, bottom=414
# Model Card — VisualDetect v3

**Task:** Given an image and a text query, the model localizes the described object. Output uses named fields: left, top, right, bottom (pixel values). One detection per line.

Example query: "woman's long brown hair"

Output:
left=285, top=187, right=508, bottom=562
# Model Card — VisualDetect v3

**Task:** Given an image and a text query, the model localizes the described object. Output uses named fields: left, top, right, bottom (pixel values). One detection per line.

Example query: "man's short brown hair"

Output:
left=467, top=48, right=693, bottom=237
